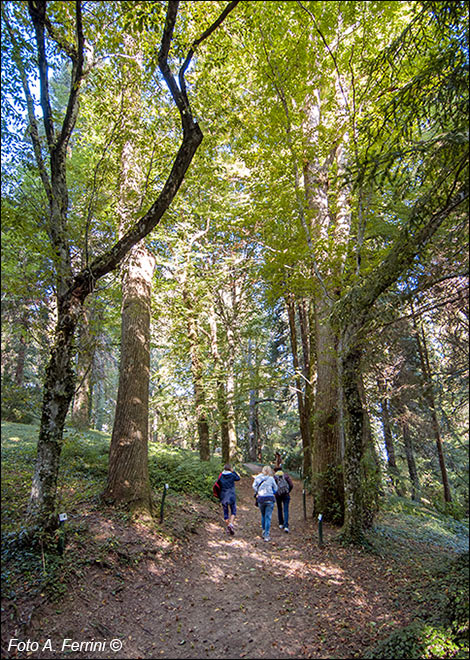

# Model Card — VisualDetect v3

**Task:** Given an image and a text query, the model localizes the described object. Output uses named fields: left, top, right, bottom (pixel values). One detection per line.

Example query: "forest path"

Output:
left=28, top=473, right=415, bottom=660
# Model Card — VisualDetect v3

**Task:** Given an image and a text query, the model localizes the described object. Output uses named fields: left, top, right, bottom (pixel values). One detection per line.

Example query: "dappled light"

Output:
left=1, top=0, right=468, bottom=657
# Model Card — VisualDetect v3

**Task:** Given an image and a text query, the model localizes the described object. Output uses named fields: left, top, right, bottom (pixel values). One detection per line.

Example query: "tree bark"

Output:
left=225, top=323, right=238, bottom=463
left=209, top=306, right=229, bottom=459
left=71, top=306, right=93, bottom=429
left=104, top=244, right=155, bottom=511
left=185, top=297, right=210, bottom=461
left=286, top=294, right=313, bottom=481
left=411, top=303, right=452, bottom=502
left=402, top=422, right=420, bottom=501
left=247, top=338, right=259, bottom=462
left=377, top=376, right=404, bottom=496
left=23, top=0, right=239, bottom=535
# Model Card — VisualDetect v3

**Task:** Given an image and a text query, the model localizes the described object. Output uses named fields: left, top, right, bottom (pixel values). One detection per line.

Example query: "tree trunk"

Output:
left=104, top=244, right=155, bottom=511
left=402, top=422, right=420, bottom=501
left=26, top=295, right=81, bottom=533
left=340, top=326, right=367, bottom=544
left=225, top=323, right=238, bottom=463
left=298, top=299, right=315, bottom=478
left=311, top=297, right=344, bottom=523
left=377, top=376, right=404, bottom=495
left=247, top=338, right=259, bottom=462
left=71, top=305, right=93, bottom=429
left=185, top=304, right=210, bottom=461
left=286, top=294, right=313, bottom=481
left=411, top=305, right=452, bottom=502
left=209, top=307, right=229, bottom=459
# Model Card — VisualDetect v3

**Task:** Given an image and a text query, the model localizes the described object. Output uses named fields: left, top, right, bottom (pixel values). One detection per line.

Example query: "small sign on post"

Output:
left=318, top=513, right=323, bottom=547
left=160, top=483, right=169, bottom=524
left=58, top=513, right=67, bottom=555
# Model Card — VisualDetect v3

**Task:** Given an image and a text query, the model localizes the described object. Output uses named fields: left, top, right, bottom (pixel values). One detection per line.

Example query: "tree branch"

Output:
left=2, top=5, right=52, bottom=202
left=69, top=0, right=240, bottom=302
left=27, top=0, right=55, bottom=148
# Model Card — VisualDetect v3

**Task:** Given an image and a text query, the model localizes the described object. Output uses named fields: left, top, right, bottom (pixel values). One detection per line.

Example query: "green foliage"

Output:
left=1, top=384, right=43, bottom=424
left=148, top=444, right=232, bottom=498
left=372, top=495, right=469, bottom=556
left=361, top=446, right=382, bottom=529
left=363, top=553, right=469, bottom=659
left=1, top=421, right=239, bottom=609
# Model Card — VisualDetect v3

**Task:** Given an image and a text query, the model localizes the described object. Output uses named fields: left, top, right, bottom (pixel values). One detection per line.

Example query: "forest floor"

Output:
left=2, top=467, right=460, bottom=660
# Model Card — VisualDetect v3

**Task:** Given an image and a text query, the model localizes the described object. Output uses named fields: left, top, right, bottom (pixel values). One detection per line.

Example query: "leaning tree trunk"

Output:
left=27, top=294, right=82, bottom=533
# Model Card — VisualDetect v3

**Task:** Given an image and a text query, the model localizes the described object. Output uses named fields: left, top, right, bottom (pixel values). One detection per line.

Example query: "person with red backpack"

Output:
left=274, top=467, right=294, bottom=533
left=214, top=463, right=240, bottom=535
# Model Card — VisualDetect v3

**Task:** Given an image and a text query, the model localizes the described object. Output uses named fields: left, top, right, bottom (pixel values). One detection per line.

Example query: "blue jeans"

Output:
left=276, top=495, right=290, bottom=528
left=259, top=500, right=275, bottom=537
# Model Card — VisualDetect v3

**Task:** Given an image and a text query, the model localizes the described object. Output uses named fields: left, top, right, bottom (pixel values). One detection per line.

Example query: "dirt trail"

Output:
left=24, top=474, right=414, bottom=659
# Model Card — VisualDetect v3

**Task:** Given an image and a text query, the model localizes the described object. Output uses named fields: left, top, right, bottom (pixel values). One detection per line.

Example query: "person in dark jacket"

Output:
left=218, top=463, right=240, bottom=535
left=274, top=467, right=294, bottom=533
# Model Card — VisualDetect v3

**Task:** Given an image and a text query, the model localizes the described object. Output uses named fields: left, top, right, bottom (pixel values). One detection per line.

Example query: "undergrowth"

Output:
left=0, top=421, right=234, bottom=605
left=2, top=421, right=468, bottom=660
left=362, top=496, right=469, bottom=659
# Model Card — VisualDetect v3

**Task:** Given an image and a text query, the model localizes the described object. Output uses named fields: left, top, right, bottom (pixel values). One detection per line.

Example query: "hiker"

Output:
left=218, top=463, right=240, bottom=536
left=274, top=467, right=294, bottom=533
left=253, top=465, right=278, bottom=542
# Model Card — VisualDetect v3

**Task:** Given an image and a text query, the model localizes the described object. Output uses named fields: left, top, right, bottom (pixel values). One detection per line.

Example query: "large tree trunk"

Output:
left=302, top=65, right=351, bottom=524
left=104, top=244, right=155, bottom=511
left=339, top=325, right=367, bottom=544
left=311, top=298, right=344, bottom=523
left=22, top=0, right=237, bottom=536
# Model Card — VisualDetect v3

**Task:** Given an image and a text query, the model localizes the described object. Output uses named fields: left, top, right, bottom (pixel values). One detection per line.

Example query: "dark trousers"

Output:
left=276, top=494, right=290, bottom=527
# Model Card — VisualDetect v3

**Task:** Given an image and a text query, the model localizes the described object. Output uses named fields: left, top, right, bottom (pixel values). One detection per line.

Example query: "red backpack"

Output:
left=212, top=472, right=222, bottom=499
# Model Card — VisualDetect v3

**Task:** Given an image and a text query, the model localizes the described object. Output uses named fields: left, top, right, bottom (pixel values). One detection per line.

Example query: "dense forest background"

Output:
left=1, top=0, right=468, bottom=545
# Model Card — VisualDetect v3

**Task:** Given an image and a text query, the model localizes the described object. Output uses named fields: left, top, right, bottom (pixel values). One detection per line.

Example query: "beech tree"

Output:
left=2, top=0, right=239, bottom=537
